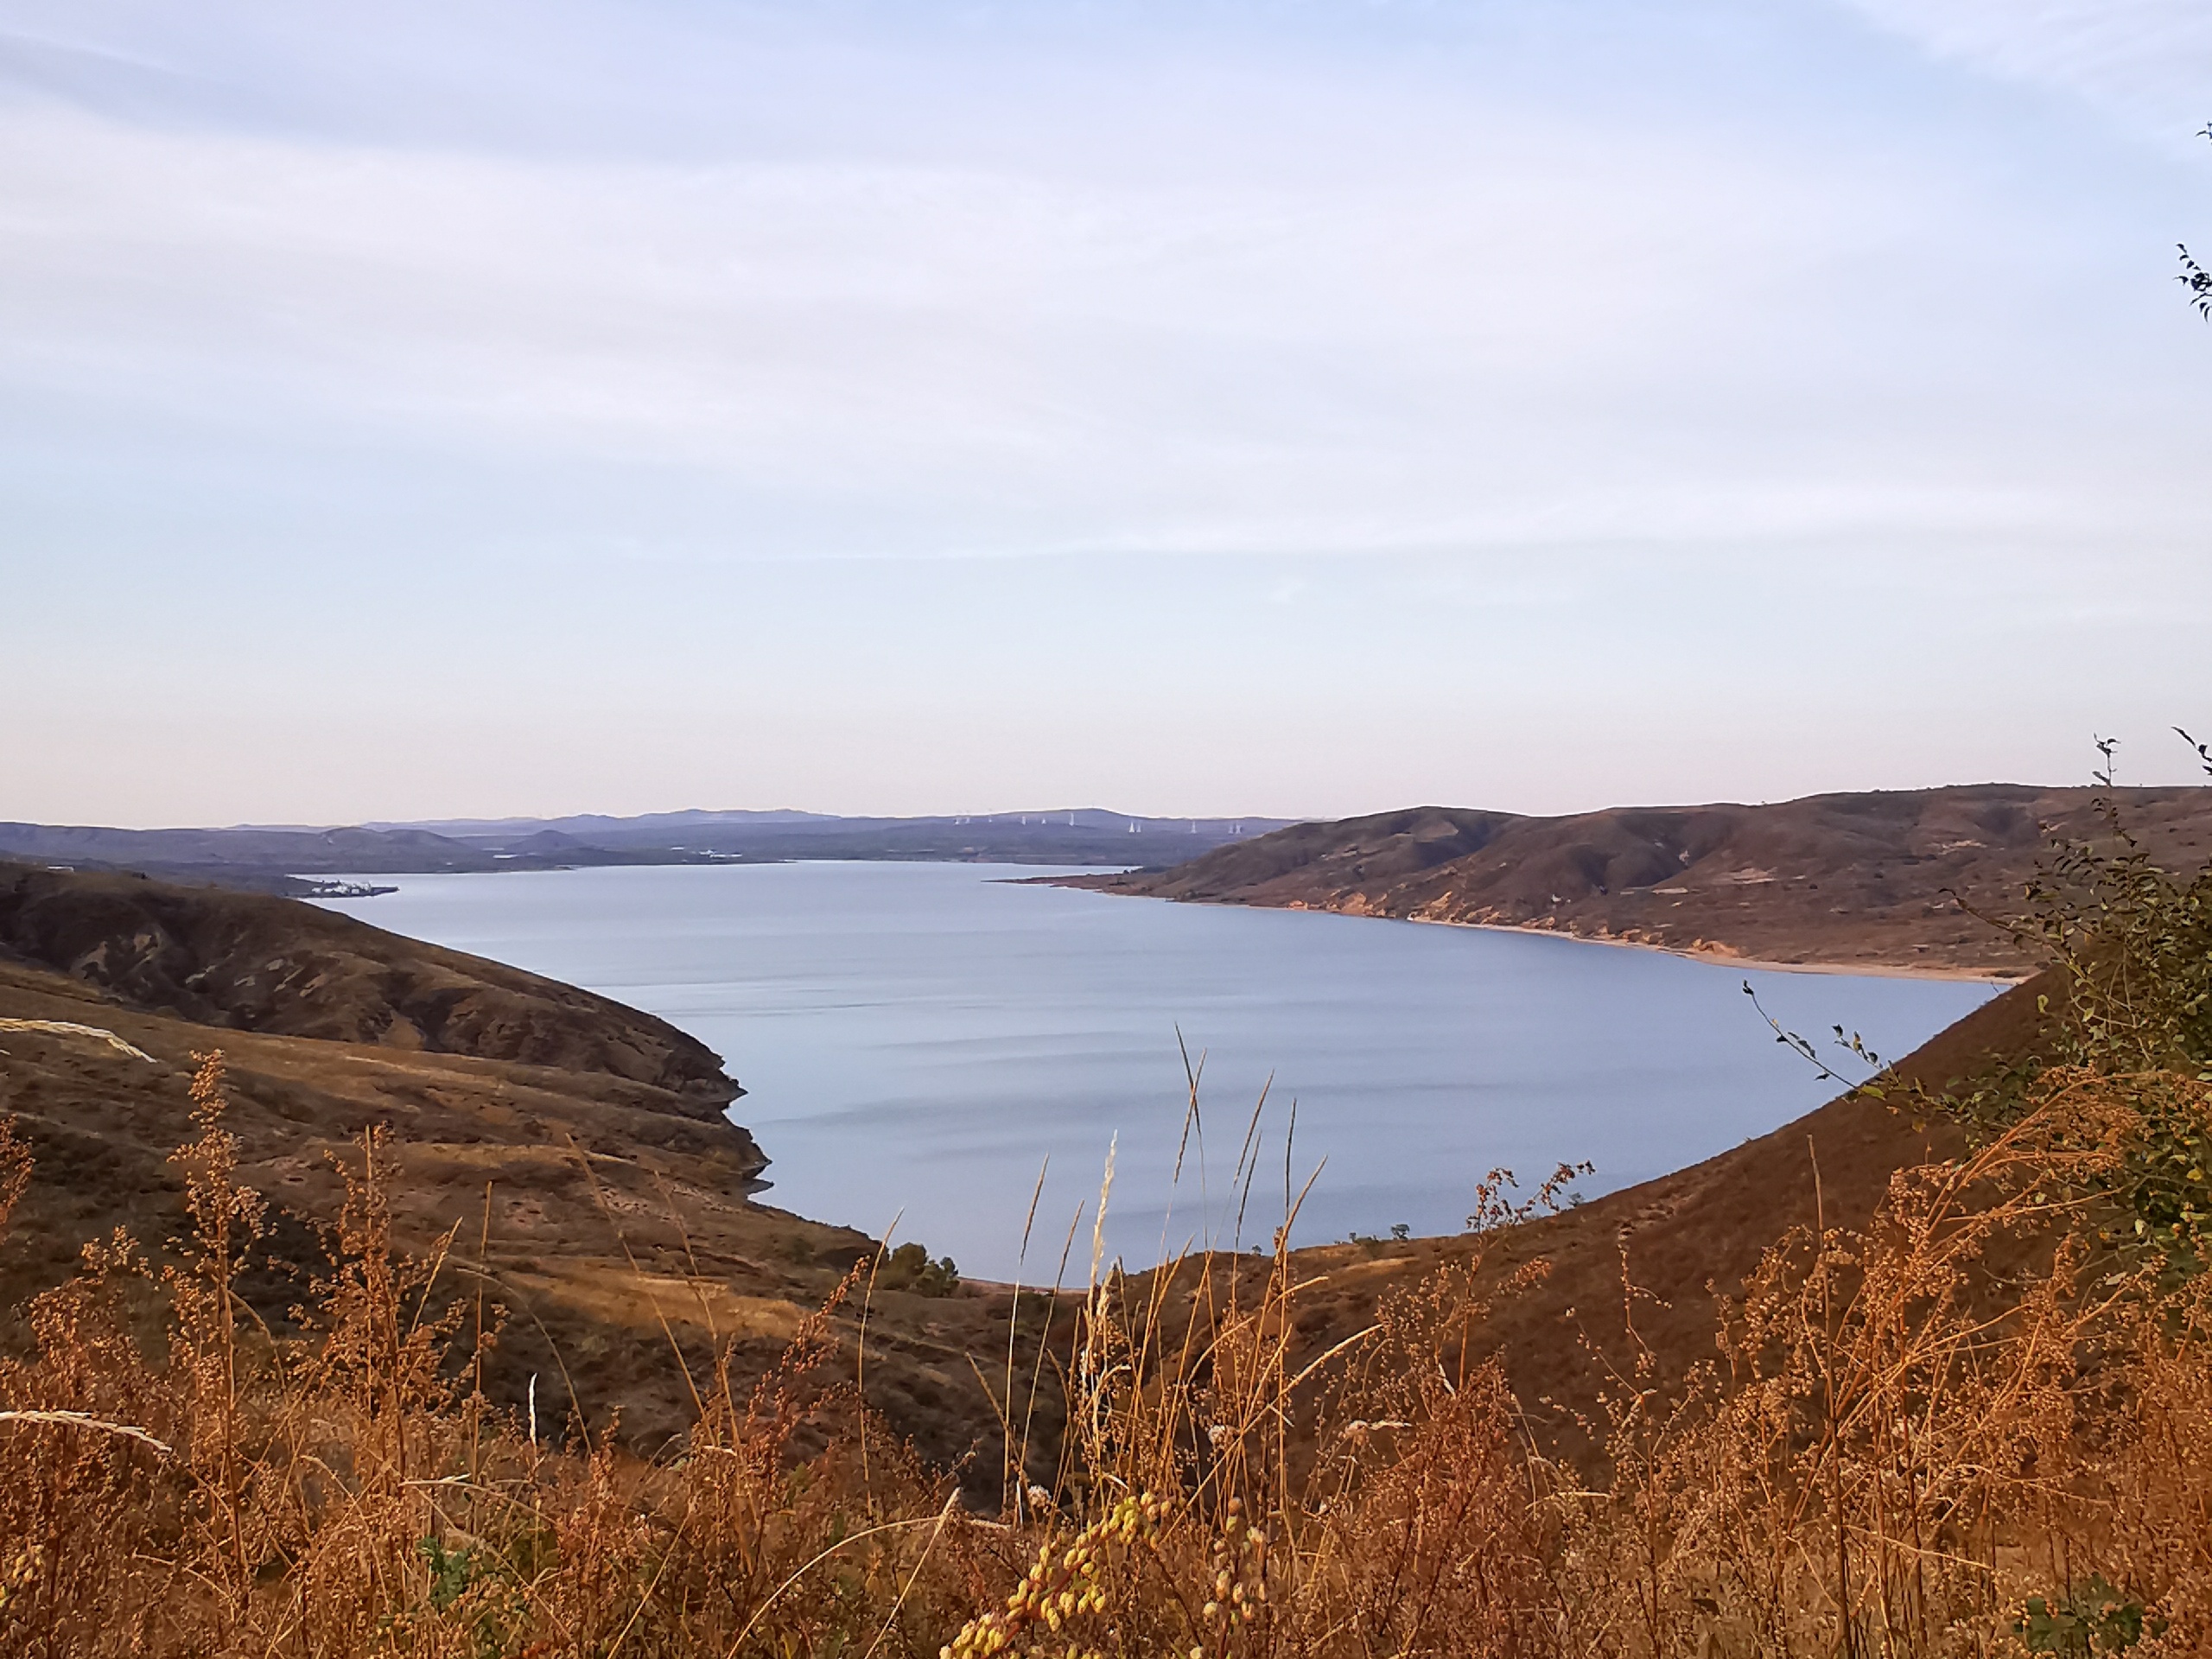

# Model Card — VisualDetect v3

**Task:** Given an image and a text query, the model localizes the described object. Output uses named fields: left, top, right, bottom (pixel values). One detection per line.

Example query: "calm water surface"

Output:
left=317, top=863, right=1999, bottom=1279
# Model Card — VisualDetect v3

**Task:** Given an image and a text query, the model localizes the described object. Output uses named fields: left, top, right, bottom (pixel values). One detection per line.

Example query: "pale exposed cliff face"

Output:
left=1061, top=785, right=2212, bottom=975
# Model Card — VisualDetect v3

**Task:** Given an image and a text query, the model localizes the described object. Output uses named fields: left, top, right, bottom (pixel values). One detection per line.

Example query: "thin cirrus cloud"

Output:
left=0, top=29, right=2158, bottom=556
left=1839, top=0, right=2212, bottom=135
left=2, top=0, right=2209, bottom=823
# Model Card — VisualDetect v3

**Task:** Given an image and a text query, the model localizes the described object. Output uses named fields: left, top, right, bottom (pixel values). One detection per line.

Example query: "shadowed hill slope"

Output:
left=0, top=863, right=738, bottom=1113
left=1064, top=785, right=2212, bottom=975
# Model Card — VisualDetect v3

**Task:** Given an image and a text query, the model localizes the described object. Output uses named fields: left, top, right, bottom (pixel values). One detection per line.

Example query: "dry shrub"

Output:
left=0, top=1057, right=970, bottom=1657
left=1563, top=1085, right=2128, bottom=1659
left=1, top=1045, right=2209, bottom=1656
left=916, top=1056, right=2212, bottom=1659
left=2099, top=1268, right=2212, bottom=1656
left=931, top=1166, right=1582, bottom=1658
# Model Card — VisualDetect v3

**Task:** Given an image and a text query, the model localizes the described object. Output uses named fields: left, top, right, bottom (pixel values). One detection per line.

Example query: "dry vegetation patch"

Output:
left=1, top=1036, right=2209, bottom=1656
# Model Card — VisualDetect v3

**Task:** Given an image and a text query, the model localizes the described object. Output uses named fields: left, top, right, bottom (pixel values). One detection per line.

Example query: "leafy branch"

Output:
left=2181, top=120, right=2212, bottom=320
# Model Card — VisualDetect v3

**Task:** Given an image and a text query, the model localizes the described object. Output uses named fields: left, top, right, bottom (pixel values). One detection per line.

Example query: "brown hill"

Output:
left=0, top=863, right=738, bottom=1111
left=1140, top=969, right=2058, bottom=1466
left=1062, top=784, right=2212, bottom=975
left=0, top=866, right=1036, bottom=1479
left=0, top=857, right=2085, bottom=1489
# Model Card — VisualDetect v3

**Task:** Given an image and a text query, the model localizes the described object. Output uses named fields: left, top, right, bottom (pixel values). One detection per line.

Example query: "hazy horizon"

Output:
left=22, top=770, right=2212, bottom=838
left=6, top=1, right=2208, bottom=824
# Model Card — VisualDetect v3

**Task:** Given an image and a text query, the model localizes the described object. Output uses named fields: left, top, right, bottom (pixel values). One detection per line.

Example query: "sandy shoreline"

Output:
left=1040, top=880, right=2026, bottom=986
left=1434, top=915, right=2024, bottom=984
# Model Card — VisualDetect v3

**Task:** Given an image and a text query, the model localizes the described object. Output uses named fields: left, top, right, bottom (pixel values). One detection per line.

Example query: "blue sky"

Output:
left=4, top=1, right=2208, bottom=825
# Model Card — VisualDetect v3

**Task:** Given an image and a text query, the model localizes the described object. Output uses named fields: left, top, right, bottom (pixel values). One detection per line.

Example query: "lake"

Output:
left=315, top=862, right=1999, bottom=1281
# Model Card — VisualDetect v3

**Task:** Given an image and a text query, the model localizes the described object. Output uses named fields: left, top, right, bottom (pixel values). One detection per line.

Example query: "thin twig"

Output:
left=0, top=1408, right=172, bottom=1454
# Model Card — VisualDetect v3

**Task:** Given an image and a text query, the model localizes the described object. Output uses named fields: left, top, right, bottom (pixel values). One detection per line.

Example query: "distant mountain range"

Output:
left=0, top=809, right=1300, bottom=894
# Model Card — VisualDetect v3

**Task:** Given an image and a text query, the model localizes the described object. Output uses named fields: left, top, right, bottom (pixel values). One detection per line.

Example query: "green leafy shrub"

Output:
left=874, top=1239, right=960, bottom=1295
left=2015, top=1575, right=2155, bottom=1656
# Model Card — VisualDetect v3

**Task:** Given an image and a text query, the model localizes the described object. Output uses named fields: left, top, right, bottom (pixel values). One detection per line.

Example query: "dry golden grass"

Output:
left=2, top=1039, right=2209, bottom=1656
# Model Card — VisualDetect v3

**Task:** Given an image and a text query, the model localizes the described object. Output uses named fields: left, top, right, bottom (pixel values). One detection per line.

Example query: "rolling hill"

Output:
left=0, top=807, right=1296, bottom=895
left=0, top=862, right=1039, bottom=1474
left=0, top=837, right=2119, bottom=1481
left=1058, top=784, right=2212, bottom=975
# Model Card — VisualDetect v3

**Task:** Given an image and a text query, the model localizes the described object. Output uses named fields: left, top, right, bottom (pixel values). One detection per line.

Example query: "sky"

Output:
left=3, top=0, right=2209, bottom=827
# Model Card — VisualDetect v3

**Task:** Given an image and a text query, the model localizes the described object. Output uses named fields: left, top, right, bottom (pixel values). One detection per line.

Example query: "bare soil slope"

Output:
left=1064, top=785, right=2212, bottom=975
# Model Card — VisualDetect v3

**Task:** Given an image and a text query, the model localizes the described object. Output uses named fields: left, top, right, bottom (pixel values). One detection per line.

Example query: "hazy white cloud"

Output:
left=2, top=0, right=2209, bottom=822
left=0, top=80, right=2175, bottom=562
left=1838, top=0, right=2212, bottom=137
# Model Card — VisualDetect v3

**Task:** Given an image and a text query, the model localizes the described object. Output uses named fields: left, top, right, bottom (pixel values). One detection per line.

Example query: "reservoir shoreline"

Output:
left=318, top=861, right=2000, bottom=1279
left=1030, top=880, right=2024, bottom=985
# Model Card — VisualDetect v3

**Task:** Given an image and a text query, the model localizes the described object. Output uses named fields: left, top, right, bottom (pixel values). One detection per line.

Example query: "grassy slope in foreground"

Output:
left=1154, top=969, right=2056, bottom=1465
left=1060, top=783, right=2212, bottom=976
